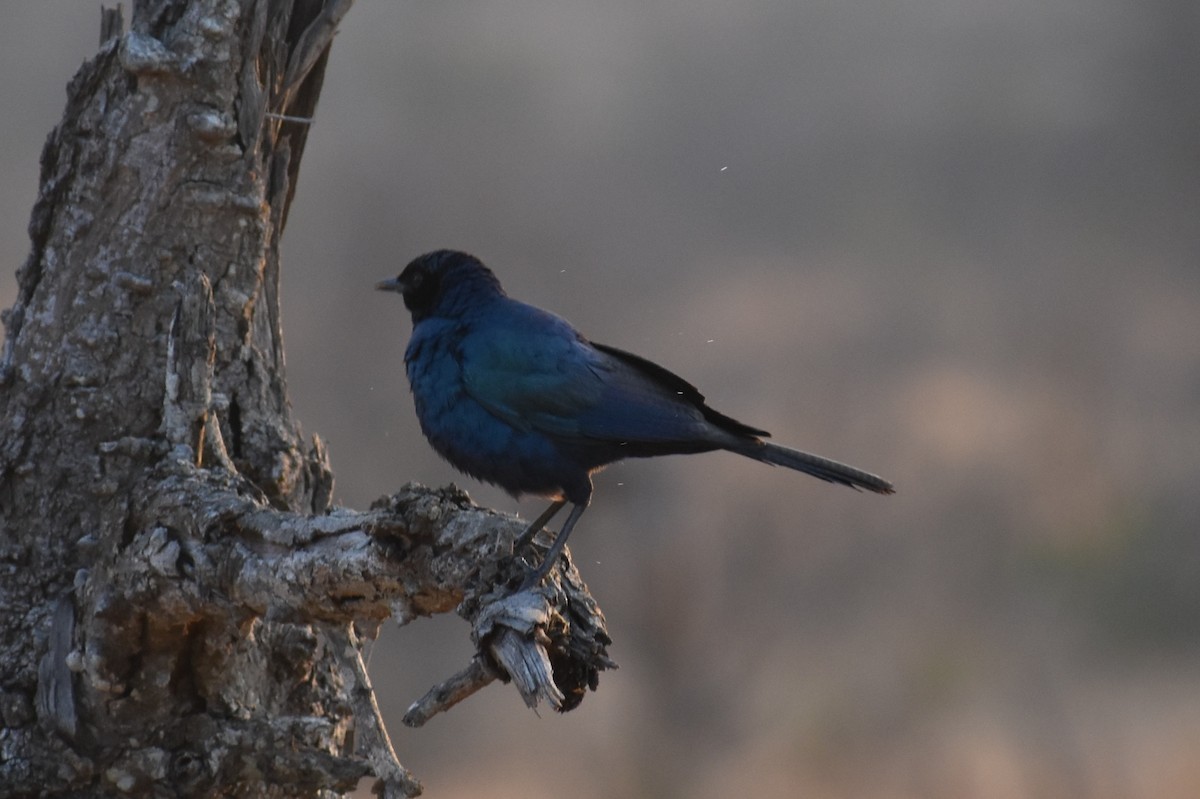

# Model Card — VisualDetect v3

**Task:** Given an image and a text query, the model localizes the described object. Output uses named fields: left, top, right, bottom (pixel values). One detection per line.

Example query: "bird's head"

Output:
left=377, top=250, right=505, bottom=322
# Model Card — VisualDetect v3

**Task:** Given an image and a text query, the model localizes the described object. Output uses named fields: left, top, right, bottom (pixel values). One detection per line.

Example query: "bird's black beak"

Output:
left=376, top=276, right=406, bottom=293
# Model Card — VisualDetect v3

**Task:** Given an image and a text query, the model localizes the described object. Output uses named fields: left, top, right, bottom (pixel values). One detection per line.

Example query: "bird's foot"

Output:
left=514, top=552, right=554, bottom=591
left=509, top=499, right=578, bottom=590
left=511, top=555, right=540, bottom=588
left=516, top=571, right=543, bottom=592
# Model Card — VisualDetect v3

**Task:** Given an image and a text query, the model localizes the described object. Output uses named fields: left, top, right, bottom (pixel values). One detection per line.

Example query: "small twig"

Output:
left=264, top=112, right=314, bottom=124
left=99, top=6, right=124, bottom=47
left=280, top=0, right=354, bottom=99
left=328, top=626, right=423, bottom=798
left=403, top=656, right=499, bottom=728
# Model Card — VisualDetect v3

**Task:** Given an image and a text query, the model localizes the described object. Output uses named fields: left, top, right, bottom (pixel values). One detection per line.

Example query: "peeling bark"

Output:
left=0, top=4, right=613, bottom=796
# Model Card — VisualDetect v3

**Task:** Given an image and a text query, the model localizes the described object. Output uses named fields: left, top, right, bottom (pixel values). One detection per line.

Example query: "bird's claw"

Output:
left=514, top=552, right=553, bottom=591
left=505, top=548, right=541, bottom=589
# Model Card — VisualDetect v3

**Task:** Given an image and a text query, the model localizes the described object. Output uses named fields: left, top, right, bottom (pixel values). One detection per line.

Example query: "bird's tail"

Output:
left=732, top=439, right=895, bottom=494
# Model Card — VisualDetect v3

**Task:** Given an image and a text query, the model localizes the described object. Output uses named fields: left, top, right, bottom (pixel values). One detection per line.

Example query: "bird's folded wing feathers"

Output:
left=460, top=315, right=602, bottom=437
left=459, top=307, right=750, bottom=445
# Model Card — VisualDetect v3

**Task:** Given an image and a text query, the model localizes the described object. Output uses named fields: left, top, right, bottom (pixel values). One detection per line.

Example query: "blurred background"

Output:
left=3, top=2, right=1199, bottom=797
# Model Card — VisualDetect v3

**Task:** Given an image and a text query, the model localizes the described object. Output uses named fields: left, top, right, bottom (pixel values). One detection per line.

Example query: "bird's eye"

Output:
left=401, top=265, right=439, bottom=314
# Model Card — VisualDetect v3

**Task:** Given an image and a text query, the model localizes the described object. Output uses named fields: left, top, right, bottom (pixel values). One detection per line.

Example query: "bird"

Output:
left=377, top=250, right=893, bottom=586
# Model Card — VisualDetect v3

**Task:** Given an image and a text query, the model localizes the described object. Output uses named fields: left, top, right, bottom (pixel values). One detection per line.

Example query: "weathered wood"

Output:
left=0, top=3, right=613, bottom=796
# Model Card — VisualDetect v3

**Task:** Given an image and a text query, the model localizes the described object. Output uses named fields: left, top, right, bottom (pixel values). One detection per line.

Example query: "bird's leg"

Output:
left=513, top=499, right=566, bottom=556
left=522, top=501, right=589, bottom=589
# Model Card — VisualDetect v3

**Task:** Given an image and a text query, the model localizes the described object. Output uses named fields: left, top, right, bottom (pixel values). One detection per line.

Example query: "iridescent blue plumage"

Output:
left=378, top=250, right=892, bottom=584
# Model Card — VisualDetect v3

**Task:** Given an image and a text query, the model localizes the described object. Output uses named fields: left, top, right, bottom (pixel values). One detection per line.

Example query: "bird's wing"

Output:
left=460, top=301, right=764, bottom=445
left=588, top=343, right=768, bottom=440
left=459, top=304, right=605, bottom=438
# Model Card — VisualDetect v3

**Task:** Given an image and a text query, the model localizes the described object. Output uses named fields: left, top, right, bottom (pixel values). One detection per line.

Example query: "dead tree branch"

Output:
left=0, top=3, right=612, bottom=796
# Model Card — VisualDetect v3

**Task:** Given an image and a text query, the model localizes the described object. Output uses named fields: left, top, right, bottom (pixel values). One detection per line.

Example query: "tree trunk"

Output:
left=0, top=4, right=612, bottom=796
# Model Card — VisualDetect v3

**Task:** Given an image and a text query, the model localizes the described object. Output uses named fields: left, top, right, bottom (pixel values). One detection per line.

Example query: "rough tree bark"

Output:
left=0, top=4, right=613, bottom=797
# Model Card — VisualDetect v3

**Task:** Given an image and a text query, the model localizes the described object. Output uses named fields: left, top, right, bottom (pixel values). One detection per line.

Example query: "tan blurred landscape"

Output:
left=3, top=3, right=1198, bottom=797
